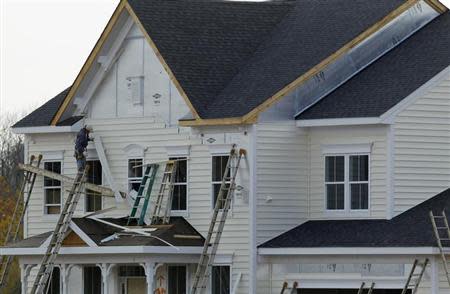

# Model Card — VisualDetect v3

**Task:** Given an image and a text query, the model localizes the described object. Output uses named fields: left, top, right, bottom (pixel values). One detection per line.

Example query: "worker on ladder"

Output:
left=74, top=126, right=93, bottom=172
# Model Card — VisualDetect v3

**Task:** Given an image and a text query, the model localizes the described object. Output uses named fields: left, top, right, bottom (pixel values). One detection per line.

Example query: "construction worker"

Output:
left=74, top=126, right=93, bottom=172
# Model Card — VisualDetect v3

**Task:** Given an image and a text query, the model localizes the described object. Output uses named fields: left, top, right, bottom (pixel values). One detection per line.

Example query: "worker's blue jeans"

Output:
left=74, top=150, right=86, bottom=172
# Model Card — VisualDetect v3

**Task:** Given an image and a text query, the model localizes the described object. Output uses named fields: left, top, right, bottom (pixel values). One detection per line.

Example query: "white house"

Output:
left=2, top=0, right=450, bottom=293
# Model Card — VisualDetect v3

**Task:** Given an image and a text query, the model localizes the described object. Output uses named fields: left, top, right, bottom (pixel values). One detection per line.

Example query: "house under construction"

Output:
left=1, top=0, right=450, bottom=293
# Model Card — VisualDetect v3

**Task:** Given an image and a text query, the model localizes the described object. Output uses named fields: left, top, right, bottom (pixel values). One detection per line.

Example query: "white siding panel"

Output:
left=394, top=73, right=450, bottom=215
left=255, top=121, right=308, bottom=244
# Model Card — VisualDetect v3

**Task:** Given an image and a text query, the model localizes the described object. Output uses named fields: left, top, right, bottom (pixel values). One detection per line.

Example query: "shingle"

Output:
left=127, top=0, right=294, bottom=117
left=297, top=12, right=450, bottom=120
left=259, top=188, right=450, bottom=248
left=4, top=232, right=51, bottom=248
left=12, top=88, right=71, bottom=128
left=191, top=0, right=405, bottom=119
left=72, top=216, right=205, bottom=247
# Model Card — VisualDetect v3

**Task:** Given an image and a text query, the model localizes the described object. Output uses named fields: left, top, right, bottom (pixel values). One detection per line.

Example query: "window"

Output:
left=211, top=266, right=230, bottom=294
left=212, top=156, right=230, bottom=209
left=84, top=266, right=102, bottom=294
left=128, top=158, right=143, bottom=192
left=44, top=161, right=62, bottom=214
left=325, top=154, right=369, bottom=211
left=45, top=267, right=60, bottom=294
left=325, top=156, right=345, bottom=210
left=86, top=160, right=102, bottom=212
left=168, top=265, right=186, bottom=294
left=350, top=155, right=369, bottom=210
left=170, top=158, right=187, bottom=211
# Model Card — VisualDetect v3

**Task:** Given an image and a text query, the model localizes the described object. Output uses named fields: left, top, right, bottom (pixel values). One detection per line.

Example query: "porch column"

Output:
left=99, top=263, right=115, bottom=294
left=431, top=256, right=439, bottom=294
left=61, top=264, right=76, bottom=294
left=142, top=261, right=156, bottom=294
left=21, top=264, right=35, bottom=294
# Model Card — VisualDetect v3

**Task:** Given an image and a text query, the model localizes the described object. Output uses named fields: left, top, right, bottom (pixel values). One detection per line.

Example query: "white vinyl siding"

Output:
left=394, top=72, right=450, bottom=215
left=255, top=121, right=309, bottom=244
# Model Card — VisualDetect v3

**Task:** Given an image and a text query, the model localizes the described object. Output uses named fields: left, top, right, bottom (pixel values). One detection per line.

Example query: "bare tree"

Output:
left=0, top=113, right=24, bottom=192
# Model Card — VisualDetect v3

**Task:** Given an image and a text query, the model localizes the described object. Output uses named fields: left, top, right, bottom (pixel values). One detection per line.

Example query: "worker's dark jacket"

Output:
left=75, top=128, right=91, bottom=154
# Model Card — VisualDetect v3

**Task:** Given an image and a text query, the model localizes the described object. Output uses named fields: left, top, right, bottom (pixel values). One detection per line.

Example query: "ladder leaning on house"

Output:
left=30, top=166, right=89, bottom=294
left=150, top=160, right=177, bottom=225
left=191, top=146, right=246, bottom=294
left=0, top=155, right=42, bottom=290
left=430, top=210, right=450, bottom=287
left=401, top=258, right=429, bottom=294
left=127, top=163, right=159, bottom=226
left=357, top=282, right=375, bottom=294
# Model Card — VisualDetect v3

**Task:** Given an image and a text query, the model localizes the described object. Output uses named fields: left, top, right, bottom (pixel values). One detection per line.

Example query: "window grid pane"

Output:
left=86, top=160, right=102, bottom=212
left=212, top=266, right=230, bottom=294
left=170, top=157, right=188, bottom=211
left=212, top=156, right=230, bottom=209
left=351, top=183, right=369, bottom=210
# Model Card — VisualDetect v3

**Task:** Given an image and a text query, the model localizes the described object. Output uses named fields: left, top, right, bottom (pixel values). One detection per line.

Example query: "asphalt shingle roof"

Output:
left=297, top=11, right=450, bottom=120
left=259, top=188, right=450, bottom=248
left=12, top=87, right=82, bottom=128
left=128, top=0, right=405, bottom=119
left=5, top=217, right=205, bottom=248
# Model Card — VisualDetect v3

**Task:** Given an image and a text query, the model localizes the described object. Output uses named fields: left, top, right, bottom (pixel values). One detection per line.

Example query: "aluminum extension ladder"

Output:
left=30, top=167, right=89, bottom=294
left=191, top=146, right=246, bottom=294
left=150, top=160, right=177, bottom=225
left=127, top=164, right=159, bottom=226
left=357, top=282, right=375, bottom=294
left=401, top=258, right=429, bottom=294
left=0, top=155, right=42, bottom=290
left=280, top=281, right=298, bottom=294
left=430, top=210, right=450, bottom=287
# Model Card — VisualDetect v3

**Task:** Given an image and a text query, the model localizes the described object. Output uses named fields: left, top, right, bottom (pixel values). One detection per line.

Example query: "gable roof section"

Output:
left=127, top=0, right=295, bottom=119
left=259, top=188, right=450, bottom=248
left=297, top=11, right=450, bottom=121
left=12, top=87, right=82, bottom=128
left=47, top=0, right=425, bottom=127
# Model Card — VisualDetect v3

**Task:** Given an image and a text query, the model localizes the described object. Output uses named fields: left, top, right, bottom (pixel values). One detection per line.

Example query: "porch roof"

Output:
left=3, top=216, right=205, bottom=250
left=259, top=188, right=450, bottom=249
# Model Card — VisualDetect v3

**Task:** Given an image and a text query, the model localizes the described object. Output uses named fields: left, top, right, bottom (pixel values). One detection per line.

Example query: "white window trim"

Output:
left=323, top=153, right=371, bottom=215
left=321, top=143, right=372, bottom=154
left=165, top=145, right=191, bottom=157
left=43, top=160, right=63, bottom=217
left=211, top=154, right=232, bottom=211
left=127, top=158, right=144, bottom=193
left=84, top=159, right=104, bottom=213
left=169, top=157, right=189, bottom=215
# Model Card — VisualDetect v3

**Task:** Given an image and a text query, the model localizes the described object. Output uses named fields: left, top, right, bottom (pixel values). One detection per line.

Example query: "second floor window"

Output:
left=44, top=161, right=62, bottom=215
left=325, top=154, right=369, bottom=211
left=128, top=158, right=143, bottom=192
left=170, top=157, right=187, bottom=211
left=212, top=155, right=230, bottom=210
left=86, top=160, right=102, bottom=212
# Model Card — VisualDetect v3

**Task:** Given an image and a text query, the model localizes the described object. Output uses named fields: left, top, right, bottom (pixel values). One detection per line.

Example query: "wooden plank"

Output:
left=93, top=135, right=123, bottom=202
left=425, top=0, right=448, bottom=13
left=18, top=163, right=115, bottom=197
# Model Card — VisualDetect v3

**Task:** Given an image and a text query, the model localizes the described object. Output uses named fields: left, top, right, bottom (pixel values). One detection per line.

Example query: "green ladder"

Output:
left=127, top=164, right=159, bottom=226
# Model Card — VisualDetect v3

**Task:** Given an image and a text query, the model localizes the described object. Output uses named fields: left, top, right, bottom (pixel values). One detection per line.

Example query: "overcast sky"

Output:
left=1, top=0, right=449, bottom=116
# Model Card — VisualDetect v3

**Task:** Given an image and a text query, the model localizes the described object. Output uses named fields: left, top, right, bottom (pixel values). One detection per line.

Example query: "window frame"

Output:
left=211, top=154, right=231, bottom=210
left=169, top=157, right=189, bottom=214
left=127, top=158, right=144, bottom=193
left=210, top=264, right=231, bottom=294
left=324, top=153, right=370, bottom=213
left=43, top=160, right=63, bottom=216
left=85, top=159, right=104, bottom=213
